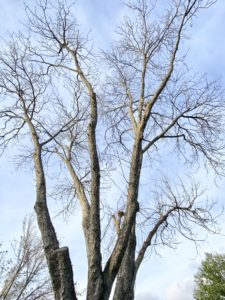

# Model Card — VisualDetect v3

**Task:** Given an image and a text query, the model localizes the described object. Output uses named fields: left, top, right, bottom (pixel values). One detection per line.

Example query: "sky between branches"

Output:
left=0, top=1, right=225, bottom=299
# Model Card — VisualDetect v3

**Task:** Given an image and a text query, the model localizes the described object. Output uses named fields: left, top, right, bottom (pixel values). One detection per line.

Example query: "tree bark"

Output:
left=102, top=136, right=143, bottom=299
left=33, top=147, right=77, bottom=300
left=113, top=226, right=136, bottom=300
left=24, top=107, right=77, bottom=299
left=49, top=247, right=76, bottom=300
left=70, top=53, right=104, bottom=299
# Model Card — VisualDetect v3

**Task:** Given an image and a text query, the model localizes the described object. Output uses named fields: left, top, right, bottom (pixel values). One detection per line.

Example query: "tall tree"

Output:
left=194, top=253, right=225, bottom=300
left=0, top=0, right=224, bottom=299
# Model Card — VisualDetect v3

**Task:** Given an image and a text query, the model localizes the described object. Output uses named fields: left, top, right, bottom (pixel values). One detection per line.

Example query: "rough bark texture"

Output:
left=102, top=137, right=143, bottom=300
left=113, top=227, right=136, bottom=300
left=30, top=124, right=76, bottom=300
left=71, top=54, right=104, bottom=299
left=33, top=149, right=77, bottom=300
left=49, top=247, right=77, bottom=300
left=0, top=1, right=221, bottom=299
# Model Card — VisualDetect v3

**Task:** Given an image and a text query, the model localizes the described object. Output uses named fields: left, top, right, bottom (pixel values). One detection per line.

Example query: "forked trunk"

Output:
left=113, top=227, right=136, bottom=300
left=33, top=148, right=76, bottom=300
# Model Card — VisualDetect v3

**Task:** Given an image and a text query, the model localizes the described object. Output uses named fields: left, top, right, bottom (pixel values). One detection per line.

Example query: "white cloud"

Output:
left=136, top=292, right=160, bottom=300
left=1, top=1, right=225, bottom=300
left=166, top=278, right=195, bottom=300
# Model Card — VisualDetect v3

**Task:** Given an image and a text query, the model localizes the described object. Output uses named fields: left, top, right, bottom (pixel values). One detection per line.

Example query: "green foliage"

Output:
left=194, top=253, right=225, bottom=300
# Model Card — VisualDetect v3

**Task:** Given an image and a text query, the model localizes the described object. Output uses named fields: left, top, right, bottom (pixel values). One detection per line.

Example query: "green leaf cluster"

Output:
left=194, top=253, right=225, bottom=300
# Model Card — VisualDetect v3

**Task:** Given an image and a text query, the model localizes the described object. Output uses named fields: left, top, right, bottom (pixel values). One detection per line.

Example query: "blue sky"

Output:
left=1, top=1, right=225, bottom=299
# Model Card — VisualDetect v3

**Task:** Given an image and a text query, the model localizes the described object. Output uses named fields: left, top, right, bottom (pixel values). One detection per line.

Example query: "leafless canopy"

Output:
left=0, top=216, right=53, bottom=300
left=0, top=0, right=224, bottom=299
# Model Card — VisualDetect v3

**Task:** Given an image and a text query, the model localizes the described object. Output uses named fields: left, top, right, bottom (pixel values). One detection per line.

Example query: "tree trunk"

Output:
left=33, top=147, right=77, bottom=300
left=49, top=247, right=76, bottom=300
left=113, top=227, right=136, bottom=300
left=101, top=136, right=143, bottom=300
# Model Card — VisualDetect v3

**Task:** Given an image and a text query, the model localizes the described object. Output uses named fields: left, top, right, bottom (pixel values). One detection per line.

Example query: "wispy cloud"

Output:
left=0, top=1, right=225, bottom=300
left=166, top=278, right=195, bottom=300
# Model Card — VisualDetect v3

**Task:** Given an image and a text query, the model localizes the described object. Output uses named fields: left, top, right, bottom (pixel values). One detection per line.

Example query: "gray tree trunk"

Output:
left=113, top=227, right=136, bottom=300
left=32, top=143, right=77, bottom=300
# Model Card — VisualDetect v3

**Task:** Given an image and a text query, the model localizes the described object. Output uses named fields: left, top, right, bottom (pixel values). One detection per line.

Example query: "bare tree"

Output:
left=0, top=244, right=11, bottom=288
left=0, top=0, right=224, bottom=299
left=0, top=216, right=53, bottom=300
left=0, top=34, right=77, bottom=299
